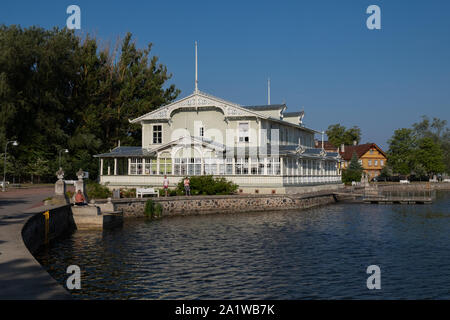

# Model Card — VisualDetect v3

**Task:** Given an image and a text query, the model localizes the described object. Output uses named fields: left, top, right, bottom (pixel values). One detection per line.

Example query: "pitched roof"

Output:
left=314, top=140, right=338, bottom=151
left=339, top=143, right=386, bottom=161
left=243, top=104, right=286, bottom=111
left=93, top=146, right=155, bottom=158
left=283, top=111, right=304, bottom=117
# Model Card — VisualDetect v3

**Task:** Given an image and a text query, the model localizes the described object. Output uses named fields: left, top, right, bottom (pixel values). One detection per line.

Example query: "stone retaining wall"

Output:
left=111, top=193, right=337, bottom=218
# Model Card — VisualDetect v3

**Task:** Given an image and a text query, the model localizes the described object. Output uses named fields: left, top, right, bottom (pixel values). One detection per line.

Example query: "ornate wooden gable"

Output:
left=130, top=91, right=265, bottom=123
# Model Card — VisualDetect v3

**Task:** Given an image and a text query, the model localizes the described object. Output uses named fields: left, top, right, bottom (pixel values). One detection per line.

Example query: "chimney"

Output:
left=353, top=140, right=357, bottom=146
left=341, top=144, right=345, bottom=153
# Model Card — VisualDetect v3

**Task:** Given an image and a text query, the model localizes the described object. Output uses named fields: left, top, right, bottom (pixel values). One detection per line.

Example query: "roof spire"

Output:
left=267, top=77, right=271, bottom=105
left=195, top=41, right=198, bottom=93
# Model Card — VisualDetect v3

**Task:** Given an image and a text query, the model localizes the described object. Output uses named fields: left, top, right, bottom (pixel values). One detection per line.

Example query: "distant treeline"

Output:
left=384, top=116, right=449, bottom=178
left=0, top=25, right=179, bottom=183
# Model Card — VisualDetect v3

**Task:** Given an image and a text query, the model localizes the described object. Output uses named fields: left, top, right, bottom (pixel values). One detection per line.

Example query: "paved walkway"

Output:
left=0, top=187, right=72, bottom=299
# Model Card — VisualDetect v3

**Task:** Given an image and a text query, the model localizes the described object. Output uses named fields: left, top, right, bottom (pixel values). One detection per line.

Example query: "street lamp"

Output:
left=59, top=149, right=69, bottom=169
left=3, top=140, right=18, bottom=192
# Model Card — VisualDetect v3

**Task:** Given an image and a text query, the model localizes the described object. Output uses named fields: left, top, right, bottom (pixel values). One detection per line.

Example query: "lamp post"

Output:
left=59, top=149, right=69, bottom=169
left=3, top=140, right=18, bottom=192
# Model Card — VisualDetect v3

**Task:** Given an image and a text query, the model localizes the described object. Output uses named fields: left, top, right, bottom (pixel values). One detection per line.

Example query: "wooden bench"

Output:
left=136, top=187, right=159, bottom=198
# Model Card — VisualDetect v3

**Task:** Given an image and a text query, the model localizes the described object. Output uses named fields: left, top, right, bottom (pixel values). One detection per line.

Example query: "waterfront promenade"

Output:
left=0, top=187, right=72, bottom=299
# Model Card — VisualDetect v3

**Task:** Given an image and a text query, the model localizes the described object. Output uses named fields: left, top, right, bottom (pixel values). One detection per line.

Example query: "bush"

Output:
left=342, top=169, right=362, bottom=184
left=176, top=175, right=238, bottom=195
left=120, top=188, right=136, bottom=198
left=86, top=181, right=112, bottom=199
left=158, top=188, right=183, bottom=197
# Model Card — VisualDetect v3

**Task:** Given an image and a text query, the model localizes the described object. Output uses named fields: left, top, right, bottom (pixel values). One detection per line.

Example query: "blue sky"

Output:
left=1, top=0, right=449, bottom=149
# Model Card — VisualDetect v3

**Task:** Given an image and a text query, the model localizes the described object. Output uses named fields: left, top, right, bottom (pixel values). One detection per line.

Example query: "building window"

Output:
left=235, top=158, right=249, bottom=174
left=273, top=157, right=280, bottom=175
left=199, top=127, right=204, bottom=137
left=368, top=160, right=372, bottom=166
left=226, top=157, right=233, bottom=174
left=374, top=160, right=378, bottom=166
left=380, top=160, right=384, bottom=166
left=370, top=150, right=374, bottom=154
left=130, top=158, right=142, bottom=175
left=159, top=158, right=172, bottom=175
left=153, top=125, right=162, bottom=144
left=144, top=158, right=156, bottom=174
left=238, top=123, right=249, bottom=142
left=204, top=158, right=217, bottom=175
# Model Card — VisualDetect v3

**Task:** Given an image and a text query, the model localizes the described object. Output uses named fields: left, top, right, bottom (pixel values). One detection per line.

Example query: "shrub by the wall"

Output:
left=176, top=175, right=238, bottom=195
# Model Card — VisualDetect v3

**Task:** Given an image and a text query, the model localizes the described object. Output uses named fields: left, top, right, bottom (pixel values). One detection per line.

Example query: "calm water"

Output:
left=35, top=191, right=450, bottom=299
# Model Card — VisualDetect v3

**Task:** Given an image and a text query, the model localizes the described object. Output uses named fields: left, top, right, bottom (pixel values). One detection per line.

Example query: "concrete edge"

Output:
left=0, top=204, right=74, bottom=300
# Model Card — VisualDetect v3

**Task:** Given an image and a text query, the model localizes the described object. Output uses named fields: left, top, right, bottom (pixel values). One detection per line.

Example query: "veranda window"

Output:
left=159, top=158, right=172, bottom=175
left=225, top=157, right=233, bottom=174
left=267, top=158, right=273, bottom=175
left=273, top=157, right=280, bottom=175
left=130, top=158, right=143, bottom=175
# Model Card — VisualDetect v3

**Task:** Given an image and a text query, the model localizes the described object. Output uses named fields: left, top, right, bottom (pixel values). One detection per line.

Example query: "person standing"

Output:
left=183, top=176, right=191, bottom=196
left=162, top=175, right=169, bottom=197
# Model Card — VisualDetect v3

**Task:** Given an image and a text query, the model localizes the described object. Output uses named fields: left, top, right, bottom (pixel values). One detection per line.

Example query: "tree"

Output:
left=326, top=124, right=361, bottom=147
left=379, top=165, right=392, bottom=180
left=0, top=25, right=180, bottom=181
left=342, top=152, right=363, bottom=183
left=414, top=137, right=445, bottom=177
left=387, top=128, right=416, bottom=176
left=412, top=116, right=450, bottom=174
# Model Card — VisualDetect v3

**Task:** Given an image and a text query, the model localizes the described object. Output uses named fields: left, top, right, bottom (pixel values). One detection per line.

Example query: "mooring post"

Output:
left=43, top=210, right=50, bottom=244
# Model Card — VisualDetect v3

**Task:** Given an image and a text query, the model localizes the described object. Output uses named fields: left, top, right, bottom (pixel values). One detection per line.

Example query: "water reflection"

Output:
left=35, top=191, right=450, bottom=299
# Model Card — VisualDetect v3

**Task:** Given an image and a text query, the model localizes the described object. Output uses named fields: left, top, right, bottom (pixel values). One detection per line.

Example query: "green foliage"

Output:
left=120, top=188, right=136, bottom=198
left=176, top=175, right=238, bottom=195
left=412, top=116, right=450, bottom=174
left=387, top=117, right=448, bottom=177
left=387, top=128, right=416, bottom=175
left=0, top=25, right=179, bottom=183
left=341, top=169, right=362, bottom=184
left=348, top=152, right=363, bottom=171
left=158, top=188, right=182, bottom=197
left=86, top=181, right=112, bottom=199
left=414, top=137, right=445, bottom=176
left=341, top=152, right=363, bottom=183
left=144, top=199, right=162, bottom=218
left=379, top=165, right=392, bottom=179
left=326, top=124, right=361, bottom=147
left=144, top=199, right=155, bottom=217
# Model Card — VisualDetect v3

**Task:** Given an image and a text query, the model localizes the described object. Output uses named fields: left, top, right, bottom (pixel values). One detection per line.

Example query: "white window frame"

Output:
left=152, top=124, right=163, bottom=144
left=238, top=122, right=250, bottom=143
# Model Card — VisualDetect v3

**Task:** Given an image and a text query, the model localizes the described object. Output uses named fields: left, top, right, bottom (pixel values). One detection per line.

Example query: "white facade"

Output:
left=95, top=90, right=341, bottom=193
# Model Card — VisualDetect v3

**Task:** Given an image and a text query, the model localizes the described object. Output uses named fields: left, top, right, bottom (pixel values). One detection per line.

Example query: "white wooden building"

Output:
left=94, top=44, right=341, bottom=193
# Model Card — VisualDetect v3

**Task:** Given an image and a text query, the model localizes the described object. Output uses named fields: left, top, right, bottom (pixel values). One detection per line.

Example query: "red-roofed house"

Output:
left=339, top=143, right=387, bottom=180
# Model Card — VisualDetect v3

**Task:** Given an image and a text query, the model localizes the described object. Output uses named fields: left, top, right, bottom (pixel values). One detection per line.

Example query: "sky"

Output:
left=1, top=0, right=449, bottom=149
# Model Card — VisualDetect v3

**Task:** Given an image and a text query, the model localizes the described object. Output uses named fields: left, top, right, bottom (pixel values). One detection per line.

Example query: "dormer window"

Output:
left=153, top=125, right=162, bottom=144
